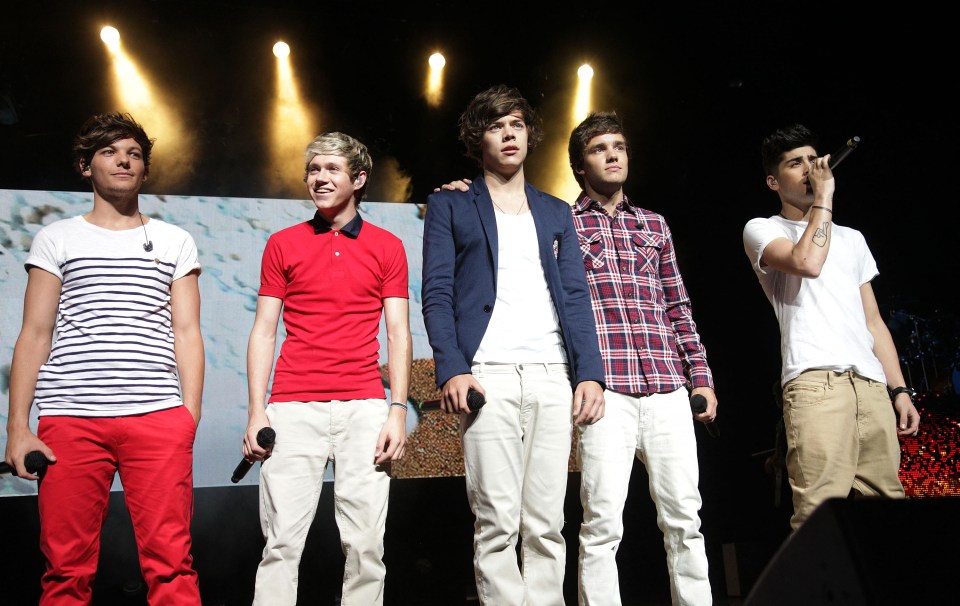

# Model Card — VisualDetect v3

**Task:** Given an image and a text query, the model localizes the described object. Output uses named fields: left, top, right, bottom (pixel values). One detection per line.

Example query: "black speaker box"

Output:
left=744, top=496, right=960, bottom=605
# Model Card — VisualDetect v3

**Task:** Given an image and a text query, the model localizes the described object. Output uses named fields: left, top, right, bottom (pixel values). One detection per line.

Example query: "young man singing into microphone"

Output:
left=742, top=123, right=920, bottom=530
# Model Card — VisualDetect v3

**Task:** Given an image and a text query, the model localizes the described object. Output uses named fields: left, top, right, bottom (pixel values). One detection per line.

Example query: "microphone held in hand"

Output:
left=466, top=389, right=486, bottom=411
left=690, top=394, right=720, bottom=439
left=0, top=450, right=50, bottom=476
left=828, top=136, right=860, bottom=169
left=231, top=427, right=277, bottom=483
left=417, top=388, right=486, bottom=412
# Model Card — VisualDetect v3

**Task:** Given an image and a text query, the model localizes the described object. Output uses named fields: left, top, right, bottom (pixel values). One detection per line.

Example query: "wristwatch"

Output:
left=888, top=386, right=917, bottom=403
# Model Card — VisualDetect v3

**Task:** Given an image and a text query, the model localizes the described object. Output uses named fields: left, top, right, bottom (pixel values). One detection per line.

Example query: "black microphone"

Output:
left=690, top=394, right=720, bottom=439
left=0, top=450, right=50, bottom=476
left=828, top=136, right=860, bottom=169
left=417, top=388, right=486, bottom=412
left=231, top=427, right=277, bottom=483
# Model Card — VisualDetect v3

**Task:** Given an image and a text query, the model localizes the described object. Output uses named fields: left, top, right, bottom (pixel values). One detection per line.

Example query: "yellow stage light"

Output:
left=267, top=42, right=317, bottom=197
left=573, top=63, right=593, bottom=124
left=535, top=63, right=595, bottom=203
left=273, top=41, right=290, bottom=58
left=98, top=26, right=191, bottom=190
left=425, top=52, right=445, bottom=108
left=100, top=26, right=120, bottom=52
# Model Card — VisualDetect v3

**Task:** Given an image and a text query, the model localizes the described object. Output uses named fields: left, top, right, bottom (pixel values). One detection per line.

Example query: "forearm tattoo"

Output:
left=812, top=220, right=830, bottom=247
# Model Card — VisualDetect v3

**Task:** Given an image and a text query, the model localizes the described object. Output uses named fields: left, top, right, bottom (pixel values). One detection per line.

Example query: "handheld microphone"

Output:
left=417, top=388, right=486, bottom=412
left=828, top=136, right=860, bottom=169
left=231, top=427, right=277, bottom=483
left=0, top=451, right=50, bottom=476
left=690, top=394, right=720, bottom=439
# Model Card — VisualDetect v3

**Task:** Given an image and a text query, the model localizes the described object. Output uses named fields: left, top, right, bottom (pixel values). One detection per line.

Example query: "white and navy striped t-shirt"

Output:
left=25, top=215, right=201, bottom=417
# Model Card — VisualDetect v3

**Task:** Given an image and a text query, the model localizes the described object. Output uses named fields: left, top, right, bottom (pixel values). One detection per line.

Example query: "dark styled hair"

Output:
left=457, top=84, right=544, bottom=166
left=73, top=112, right=154, bottom=177
left=568, top=111, right=629, bottom=189
left=761, top=124, right=818, bottom=177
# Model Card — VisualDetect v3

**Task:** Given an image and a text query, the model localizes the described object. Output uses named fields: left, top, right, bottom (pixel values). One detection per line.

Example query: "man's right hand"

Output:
left=4, top=428, right=54, bottom=481
left=441, top=374, right=485, bottom=413
left=433, top=178, right=472, bottom=193
left=242, top=413, right=274, bottom=462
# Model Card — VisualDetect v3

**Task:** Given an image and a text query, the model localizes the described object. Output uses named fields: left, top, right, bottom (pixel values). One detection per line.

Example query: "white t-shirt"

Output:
left=25, top=215, right=201, bottom=417
left=474, top=211, right=566, bottom=364
left=742, top=214, right=885, bottom=386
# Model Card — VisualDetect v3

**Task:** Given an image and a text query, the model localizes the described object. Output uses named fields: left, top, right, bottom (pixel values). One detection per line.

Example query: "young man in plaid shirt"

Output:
left=569, top=111, right=716, bottom=606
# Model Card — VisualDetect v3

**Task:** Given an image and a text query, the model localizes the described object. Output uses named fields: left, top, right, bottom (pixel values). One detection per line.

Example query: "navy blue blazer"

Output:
left=421, top=176, right=606, bottom=390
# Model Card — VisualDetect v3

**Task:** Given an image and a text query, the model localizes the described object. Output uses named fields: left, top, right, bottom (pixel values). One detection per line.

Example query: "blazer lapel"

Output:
left=526, top=184, right=555, bottom=266
left=472, top=177, right=499, bottom=278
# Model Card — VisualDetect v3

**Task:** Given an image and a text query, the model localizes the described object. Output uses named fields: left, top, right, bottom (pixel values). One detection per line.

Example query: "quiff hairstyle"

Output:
left=760, top=123, right=819, bottom=178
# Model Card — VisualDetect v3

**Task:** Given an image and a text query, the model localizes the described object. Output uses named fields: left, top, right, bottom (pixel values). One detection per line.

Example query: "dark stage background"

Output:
left=2, top=1, right=959, bottom=604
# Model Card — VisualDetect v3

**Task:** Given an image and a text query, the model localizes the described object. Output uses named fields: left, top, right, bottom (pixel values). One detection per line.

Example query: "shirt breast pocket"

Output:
left=578, top=232, right=604, bottom=271
left=632, top=232, right=663, bottom=274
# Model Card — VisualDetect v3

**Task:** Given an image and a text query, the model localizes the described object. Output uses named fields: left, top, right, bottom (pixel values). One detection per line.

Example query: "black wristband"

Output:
left=888, top=386, right=916, bottom=403
left=390, top=401, right=408, bottom=411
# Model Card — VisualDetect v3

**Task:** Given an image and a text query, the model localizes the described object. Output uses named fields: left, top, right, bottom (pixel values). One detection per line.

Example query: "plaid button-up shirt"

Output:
left=571, top=193, right=714, bottom=395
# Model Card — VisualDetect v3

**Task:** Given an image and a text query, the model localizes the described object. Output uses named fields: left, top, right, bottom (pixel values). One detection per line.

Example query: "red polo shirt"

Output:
left=259, top=212, right=408, bottom=402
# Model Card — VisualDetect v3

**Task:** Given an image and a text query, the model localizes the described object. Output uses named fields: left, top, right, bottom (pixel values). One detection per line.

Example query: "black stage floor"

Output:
left=0, top=472, right=759, bottom=606
left=1, top=470, right=957, bottom=604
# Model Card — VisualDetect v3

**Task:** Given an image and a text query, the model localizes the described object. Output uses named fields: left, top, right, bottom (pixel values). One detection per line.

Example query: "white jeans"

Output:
left=253, top=399, right=391, bottom=606
left=462, top=362, right=573, bottom=606
left=578, top=388, right=711, bottom=606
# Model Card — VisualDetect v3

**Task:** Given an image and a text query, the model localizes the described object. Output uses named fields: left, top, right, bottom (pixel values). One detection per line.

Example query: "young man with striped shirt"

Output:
left=4, top=112, right=205, bottom=604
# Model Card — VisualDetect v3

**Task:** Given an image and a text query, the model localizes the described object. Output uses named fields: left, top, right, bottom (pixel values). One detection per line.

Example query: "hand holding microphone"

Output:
left=0, top=450, right=51, bottom=477
left=231, top=427, right=276, bottom=483
left=417, top=388, right=486, bottom=413
left=464, top=388, right=486, bottom=411
left=690, top=394, right=720, bottom=439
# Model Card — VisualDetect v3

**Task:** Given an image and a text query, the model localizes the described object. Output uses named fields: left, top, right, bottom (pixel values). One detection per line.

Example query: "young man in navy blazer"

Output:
left=421, top=84, right=605, bottom=606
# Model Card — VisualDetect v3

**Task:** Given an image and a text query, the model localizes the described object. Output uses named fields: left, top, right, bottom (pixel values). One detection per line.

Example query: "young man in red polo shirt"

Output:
left=242, top=131, right=412, bottom=605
